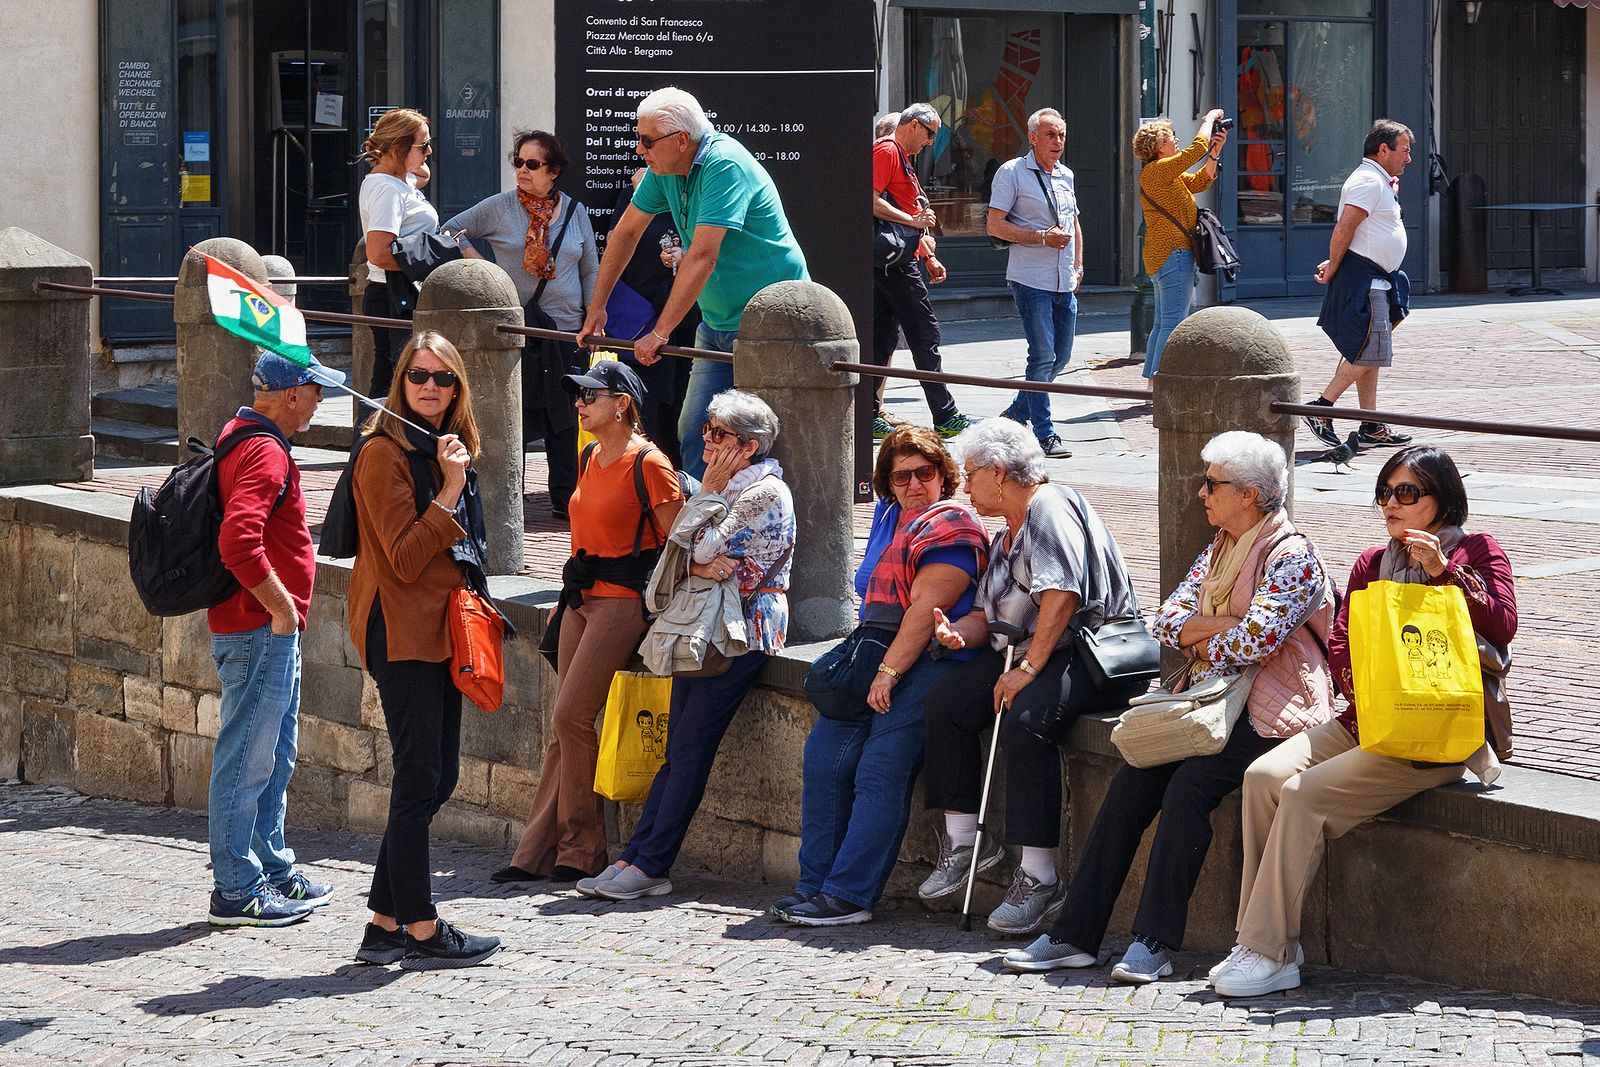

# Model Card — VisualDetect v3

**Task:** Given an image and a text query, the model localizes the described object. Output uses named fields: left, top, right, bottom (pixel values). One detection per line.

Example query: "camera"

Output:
left=1216, top=116, right=1236, bottom=131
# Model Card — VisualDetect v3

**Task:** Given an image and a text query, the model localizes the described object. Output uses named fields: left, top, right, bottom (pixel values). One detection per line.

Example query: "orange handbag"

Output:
left=449, top=583, right=506, bottom=712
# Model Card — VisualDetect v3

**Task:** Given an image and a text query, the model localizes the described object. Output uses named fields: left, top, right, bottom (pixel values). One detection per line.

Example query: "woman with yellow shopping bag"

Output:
left=495, top=361, right=684, bottom=885
left=1213, top=446, right=1517, bottom=999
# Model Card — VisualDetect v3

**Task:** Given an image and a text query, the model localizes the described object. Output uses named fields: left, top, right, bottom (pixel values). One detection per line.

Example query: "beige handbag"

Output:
left=1110, top=666, right=1260, bottom=768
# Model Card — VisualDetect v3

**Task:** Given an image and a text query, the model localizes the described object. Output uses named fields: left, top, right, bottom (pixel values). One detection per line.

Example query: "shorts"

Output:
left=1347, top=288, right=1394, bottom=368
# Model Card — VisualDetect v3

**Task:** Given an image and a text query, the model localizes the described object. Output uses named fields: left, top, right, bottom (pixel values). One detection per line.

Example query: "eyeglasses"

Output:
left=411, top=140, right=433, bottom=154
left=578, top=387, right=618, bottom=405
left=702, top=422, right=744, bottom=445
left=512, top=157, right=549, bottom=171
left=1201, top=476, right=1233, bottom=493
left=637, top=129, right=682, bottom=150
left=404, top=367, right=458, bottom=388
left=1376, top=482, right=1430, bottom=506
left=962, top=465, right=991, bottom=483
left=890, top=463, right=941, bottom=488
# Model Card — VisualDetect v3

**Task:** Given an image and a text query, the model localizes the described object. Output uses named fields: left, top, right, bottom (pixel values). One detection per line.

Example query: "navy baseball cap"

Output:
left=251, top=349, right=346, bottom=391
left=561, top=360, right=645, bottom=406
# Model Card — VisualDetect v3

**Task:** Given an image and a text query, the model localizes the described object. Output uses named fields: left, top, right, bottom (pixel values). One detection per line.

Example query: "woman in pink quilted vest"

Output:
left=1211, top=445, right=1516, bottom=999
left=1002, top=430, right=1334, bottom=984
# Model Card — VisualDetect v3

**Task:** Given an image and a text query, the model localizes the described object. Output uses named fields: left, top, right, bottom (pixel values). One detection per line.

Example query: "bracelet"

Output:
left=431, top=498, right=454, bottom=515
left=1037, top=229, right=1047, bottom=245
left=650, top=329, right=670, bottom=343
left=1018, top=659, right=1039, bottom=677
left=876, top=662, right=901, bottom=680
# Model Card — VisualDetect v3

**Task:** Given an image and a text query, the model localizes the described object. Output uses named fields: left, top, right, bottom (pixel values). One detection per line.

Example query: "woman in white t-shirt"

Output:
left=358, top=108, right=437, bottom=406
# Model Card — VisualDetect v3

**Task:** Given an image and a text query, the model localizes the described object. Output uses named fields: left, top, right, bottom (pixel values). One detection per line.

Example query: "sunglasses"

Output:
left=890, top=462, right=941, bottom=488
left=1201, top=476, right=1233, bottom=493
left=637, top=128, right=681, bottom=150
left=1376, top=482, right=1430, bottom=506
left=411, top=140, right=433, bottom=153
left=404, top=367, right=458, bottom=388
left=512, top=157, right=550, bottom=171
left=702, top=422, right=744, bottom=445
left=578, top=387, right=619, bottom=405
left=918, top=120, right=938, bottom=139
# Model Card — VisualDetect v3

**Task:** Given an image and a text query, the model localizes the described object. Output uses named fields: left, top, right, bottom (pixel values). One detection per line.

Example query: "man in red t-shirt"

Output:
left=205, top=350, right=344, bottom=928
left=871, top=103, right=970, bottom=441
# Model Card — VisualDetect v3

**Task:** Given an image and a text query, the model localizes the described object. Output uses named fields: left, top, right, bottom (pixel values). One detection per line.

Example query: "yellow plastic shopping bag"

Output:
left=575, top=349, right=621, bottom=456
left=593, top=670, right=673, bottom=802
left=1349, top=579, right=1484, bottom=763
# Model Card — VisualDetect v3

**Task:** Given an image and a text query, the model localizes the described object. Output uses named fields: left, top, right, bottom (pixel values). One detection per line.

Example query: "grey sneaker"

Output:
left=917, top=830, right=1006, bottom=902
left=574, top=862, right=625, bottom=899
left=1001, top=933, right=1096, bottom=973
left=986, top=867, right=1067, bottom=935
left=593, top=865, right=673, bottom=901
left=1038, top=434, right=1073, bottom=459
left=1110, top=940, right=1173, bottom=984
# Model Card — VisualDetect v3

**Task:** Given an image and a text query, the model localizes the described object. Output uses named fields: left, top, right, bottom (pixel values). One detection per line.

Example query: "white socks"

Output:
left=944, top=812, right=978, bottom=848
left=1020, top=846, right=1058, bottom=885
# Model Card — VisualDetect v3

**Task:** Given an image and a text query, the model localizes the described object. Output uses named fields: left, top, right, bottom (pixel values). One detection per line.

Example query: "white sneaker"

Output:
left=1210, top=942, right=1303, bottom=986
left=1211, top=946, right=1302, bottom=998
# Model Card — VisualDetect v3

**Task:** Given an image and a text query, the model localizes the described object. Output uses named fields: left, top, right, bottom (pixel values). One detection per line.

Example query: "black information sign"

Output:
left=436, top=0, right=501, bottom=222
left=555, top=0, right=876, bottom=493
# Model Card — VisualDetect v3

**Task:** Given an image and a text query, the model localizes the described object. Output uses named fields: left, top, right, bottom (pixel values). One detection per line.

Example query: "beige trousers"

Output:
left=511, top=595, right=647, bottom=875
left=1235, top=718, right=1464, bottom=961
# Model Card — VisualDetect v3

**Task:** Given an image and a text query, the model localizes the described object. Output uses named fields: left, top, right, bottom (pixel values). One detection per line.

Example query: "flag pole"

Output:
left=316, top=373, right=441, bottom=441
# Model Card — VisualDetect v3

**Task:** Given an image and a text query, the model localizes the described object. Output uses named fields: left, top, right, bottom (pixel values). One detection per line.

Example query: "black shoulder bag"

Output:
left=1140, top=186, right=1240, bottom=282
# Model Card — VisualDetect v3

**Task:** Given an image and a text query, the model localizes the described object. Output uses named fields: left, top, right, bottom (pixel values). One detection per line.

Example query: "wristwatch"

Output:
left=876, top=662, right=901, bottom=680
left=1018, top=659, right=1039, bottom=677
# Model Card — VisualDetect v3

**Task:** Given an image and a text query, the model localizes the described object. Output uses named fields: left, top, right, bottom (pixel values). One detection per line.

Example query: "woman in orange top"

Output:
left=1135, top=110, right=1227, bottom=379
left=498, top=360, right=685, bottom=883
left=349, top=330, right=502, bottom=970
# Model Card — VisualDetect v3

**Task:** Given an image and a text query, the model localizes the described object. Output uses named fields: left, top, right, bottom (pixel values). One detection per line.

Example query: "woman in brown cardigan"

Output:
left=348, top=331, right=501, bottom=971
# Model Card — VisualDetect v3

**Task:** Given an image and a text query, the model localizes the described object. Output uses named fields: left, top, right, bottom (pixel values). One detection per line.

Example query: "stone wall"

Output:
left=4, top=484, right=1600, bottom=1003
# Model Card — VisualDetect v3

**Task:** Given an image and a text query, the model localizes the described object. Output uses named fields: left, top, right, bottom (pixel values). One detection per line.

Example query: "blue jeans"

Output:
left=676, top=323, right=738, bottom=478
left=797, top=651, right=958, bottom=910
left=1003, top=282, right=1078, bottom=439
left=208, top=626, right=302, bottom=898
left=621, top=651, right=768, bottom=877
left=1144, top=249, right=1195, bottom=378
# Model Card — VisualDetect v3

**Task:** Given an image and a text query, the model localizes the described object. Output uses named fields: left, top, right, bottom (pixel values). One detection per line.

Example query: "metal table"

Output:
left=1473, top=202, right=1597, bottom=296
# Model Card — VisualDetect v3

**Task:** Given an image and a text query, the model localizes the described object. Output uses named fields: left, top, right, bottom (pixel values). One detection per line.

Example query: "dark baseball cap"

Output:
left=561, top=360, right=645, bottom=406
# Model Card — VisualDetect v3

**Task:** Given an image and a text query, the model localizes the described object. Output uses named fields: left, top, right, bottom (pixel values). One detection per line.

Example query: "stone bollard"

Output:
left=261, top=255, right=297, bottom=304
left=414, top=259, right=525, bottom=575
left=348, top=238, right=372, bottom=430
left=0, top=228, right=95, bottom=484
left=173, top=239, right=266, bottom=447
left=1152, top=305, right=1300, bottom=601
left=735, top=280, right=859, bottom=642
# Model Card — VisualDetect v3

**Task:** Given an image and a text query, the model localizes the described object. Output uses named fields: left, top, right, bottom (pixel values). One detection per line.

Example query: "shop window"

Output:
left=176, top=0, right=219, bottom=207
left=1287, top=20, right=1372, bottom=223
left=907, top=11, right=1066, bottom=238
left=1239, top=0, right=1370, bottom=15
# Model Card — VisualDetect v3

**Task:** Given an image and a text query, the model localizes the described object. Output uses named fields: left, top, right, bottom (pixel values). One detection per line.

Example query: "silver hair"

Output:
left=874, top=111, right=900, bottom=138
left=898, top=102, right=940, bottom=131
left=637, top=87, right=715, bottom=140
left=1200, top=431, right=1288, bottom=513
left=706, top=389, right=780, bottom=457
left=1027, top=108, right=1065, bottom=135
left=952, top=419, right=1048, bottom=486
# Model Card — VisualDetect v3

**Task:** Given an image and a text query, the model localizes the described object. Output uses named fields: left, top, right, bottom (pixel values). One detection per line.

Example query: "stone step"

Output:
left=91, top=417, right=180, bottom=465
left=92, top=383, right=179, bottom=429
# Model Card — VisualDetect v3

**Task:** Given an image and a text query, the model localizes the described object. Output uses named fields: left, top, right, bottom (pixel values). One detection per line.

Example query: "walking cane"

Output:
left=959, top=621, right=1027, bottom=931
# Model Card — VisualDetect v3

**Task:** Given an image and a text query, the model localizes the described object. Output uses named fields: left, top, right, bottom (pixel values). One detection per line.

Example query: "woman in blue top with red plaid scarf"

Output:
left=774, top=426, right=989, bottom=927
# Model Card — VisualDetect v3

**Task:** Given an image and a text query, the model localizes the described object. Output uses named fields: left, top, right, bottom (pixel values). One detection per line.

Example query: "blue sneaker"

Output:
left=208, top=884, right=315, bottom=927
left=272, top=872, right=335, bottom=908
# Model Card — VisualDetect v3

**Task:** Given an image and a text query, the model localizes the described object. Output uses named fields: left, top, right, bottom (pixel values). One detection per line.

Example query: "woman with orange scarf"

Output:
left=443, top=130, right=599, bottom=517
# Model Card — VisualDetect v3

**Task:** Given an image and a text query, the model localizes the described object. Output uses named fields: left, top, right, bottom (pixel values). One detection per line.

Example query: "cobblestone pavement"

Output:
left=2, top=784, right=1597, bottom=1066
left=76, top=290, right=1600, bottom=783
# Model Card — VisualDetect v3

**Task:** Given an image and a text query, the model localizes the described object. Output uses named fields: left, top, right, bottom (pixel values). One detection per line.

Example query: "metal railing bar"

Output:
left=832, top=361, right=1155, bottom=402
left=494, top=322, right=733, bottom=364
left=91, top=276, right=350, bottom=286
left=1271, top=401, right=1600, bottom=445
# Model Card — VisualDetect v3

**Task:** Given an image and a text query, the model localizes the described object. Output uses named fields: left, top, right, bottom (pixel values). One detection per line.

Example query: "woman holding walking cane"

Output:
left=919, top=419, right=1145, bottom=936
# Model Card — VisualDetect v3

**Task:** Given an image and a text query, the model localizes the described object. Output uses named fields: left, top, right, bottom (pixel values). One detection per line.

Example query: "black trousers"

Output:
left=1049, top=714, right=1278, bottom=953
left=870, top=261, right=957, bottom=424
left=365, top=598, right=462, bottom=925
left=922, top=644, right=1137, bottom=848
left=361, top=282, right=411, bottom=426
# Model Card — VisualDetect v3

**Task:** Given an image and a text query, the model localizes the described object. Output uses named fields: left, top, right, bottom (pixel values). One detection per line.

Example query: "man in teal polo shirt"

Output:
left=581, top=86, right=809, bottom=476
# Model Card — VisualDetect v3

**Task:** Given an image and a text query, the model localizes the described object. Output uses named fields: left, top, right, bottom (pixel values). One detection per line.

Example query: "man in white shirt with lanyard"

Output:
left=1303, top=119, right=1415, bottom=453
left=987, top=108, right=1083, bottom=459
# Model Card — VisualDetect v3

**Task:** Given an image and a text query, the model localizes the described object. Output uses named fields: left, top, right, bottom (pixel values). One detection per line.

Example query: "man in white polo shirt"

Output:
left=1303, top=119, right=1415, bottom=452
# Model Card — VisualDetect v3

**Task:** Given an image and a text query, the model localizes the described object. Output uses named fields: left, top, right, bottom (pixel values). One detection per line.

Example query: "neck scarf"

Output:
left=720, top=458, right=785, bottom=502
left=518, top=188, right=560, bottom=282
left=1377, top=525, right=1464, bottom=585
left=1200, top=511, right=1271, bottom=616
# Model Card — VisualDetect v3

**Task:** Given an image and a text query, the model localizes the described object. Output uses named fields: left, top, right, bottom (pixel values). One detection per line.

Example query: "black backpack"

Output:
left=577, top=442, right=697, bottom=555
left=319, top=433, right=436, bottom=559
left=128, top=423, right=291, bottom=617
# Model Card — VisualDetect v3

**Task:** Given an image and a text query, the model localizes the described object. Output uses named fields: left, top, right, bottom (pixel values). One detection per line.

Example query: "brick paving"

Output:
left=3, top=783, right=1597, bottom=1066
